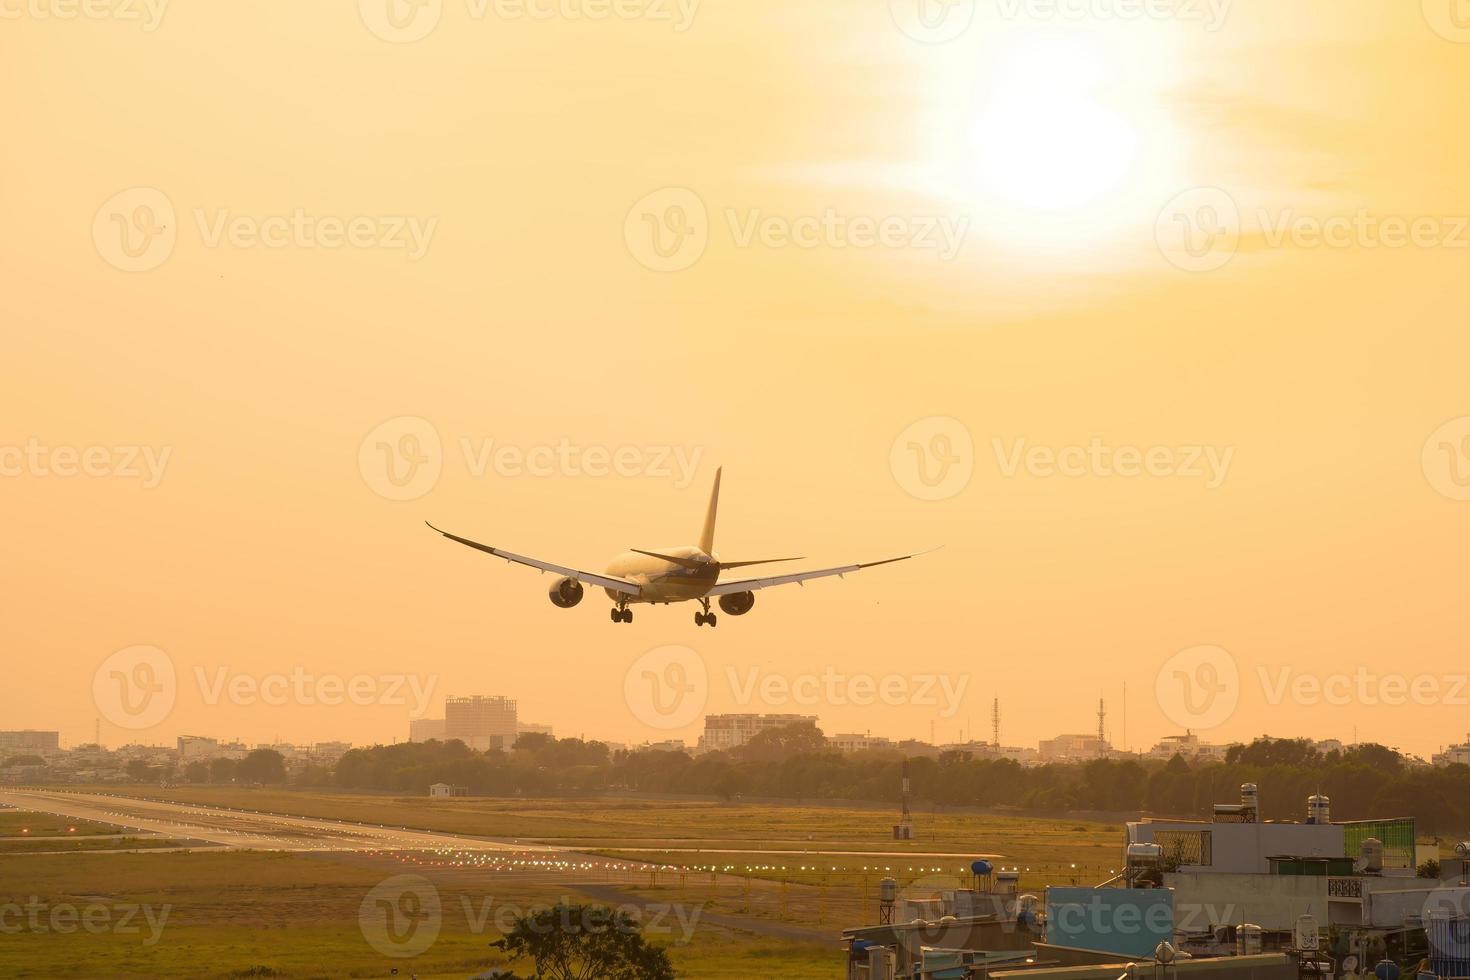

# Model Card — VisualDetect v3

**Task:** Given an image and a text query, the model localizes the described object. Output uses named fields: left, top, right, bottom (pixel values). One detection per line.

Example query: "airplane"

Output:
left=425, top=467, right=931, bottom=627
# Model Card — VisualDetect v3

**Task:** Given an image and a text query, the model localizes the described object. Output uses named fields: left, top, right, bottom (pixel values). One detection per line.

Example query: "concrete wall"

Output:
left=1132, top=822, right=1345, bottom=874
left=1163, top=872, right=1338, bottom=931
left=1364, top=882, right=1470, bottom=929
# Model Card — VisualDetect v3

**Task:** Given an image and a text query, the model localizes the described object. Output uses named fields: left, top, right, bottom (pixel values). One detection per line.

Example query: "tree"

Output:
left=2, top=755, right=45, bottom=768
left=125, top=759, right=152, bottom=781
left=183, top=760, right=211, bottom=783
left=210, top=757, right=238, bottom=783
left=236, top=749, right=287, bottom=784
left=737, top=722, right=828, bottom=762
left=1418, top=859, right=1441, bottom=879
left=491, top=903, right=674, bottom=980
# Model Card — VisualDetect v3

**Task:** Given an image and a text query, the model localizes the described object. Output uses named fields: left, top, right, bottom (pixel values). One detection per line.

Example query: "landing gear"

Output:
left=694, top=600, right=717, bottom=628
left=610, top=606, right=633, bottom=624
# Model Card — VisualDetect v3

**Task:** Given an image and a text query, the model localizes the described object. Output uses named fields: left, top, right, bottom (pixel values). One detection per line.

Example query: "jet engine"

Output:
left=548, top=577, right=584, bottom=608
left=718, top=591, right=755, bottom=616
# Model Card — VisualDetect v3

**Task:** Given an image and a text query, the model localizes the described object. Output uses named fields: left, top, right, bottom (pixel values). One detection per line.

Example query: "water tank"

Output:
left=1156, top=942, right=1178, bottom=964
left=1295, top=914, right=1320, bottom=951
left=1241, top=782, right=1259, bottom=810
left=879, top=877, right=898, bottom=903
left=1238, top=924, right=1263, bottom=955
left=1361, top=837, right=1384, bottom=873
left=1308, top=794, right=1331, bottom=824
left=1127, top=843, right=1164, bottom=868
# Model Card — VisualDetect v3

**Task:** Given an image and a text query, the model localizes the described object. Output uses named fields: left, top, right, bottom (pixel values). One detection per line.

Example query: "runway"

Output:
left=0, top=789, right=566, bottom=854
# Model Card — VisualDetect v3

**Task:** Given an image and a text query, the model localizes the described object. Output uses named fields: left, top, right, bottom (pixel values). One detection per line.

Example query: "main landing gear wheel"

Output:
left=611, top=607, right=633, bottom=623
left=694, top=611, right=718, bottom=627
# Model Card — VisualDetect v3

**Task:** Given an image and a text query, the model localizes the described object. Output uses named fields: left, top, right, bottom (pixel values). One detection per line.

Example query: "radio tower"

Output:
left=991, top=698, right=1001, bottom=748
left=1097, top=698, right=1107, bottom=750
left=893, top=759, right=915, bottom=840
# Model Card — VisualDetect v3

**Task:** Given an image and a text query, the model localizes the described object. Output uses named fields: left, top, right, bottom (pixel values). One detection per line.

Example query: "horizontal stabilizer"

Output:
left=716, top=557, right=805, bottom=570
left=631, top=549, right=711, bottom=571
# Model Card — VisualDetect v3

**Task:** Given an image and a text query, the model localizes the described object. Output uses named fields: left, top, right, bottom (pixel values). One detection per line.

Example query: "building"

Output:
left=842, top=781, right=1468, bottom=980
left=516, top=721, right=554, bottom=741
left=176, top=736, right=249, bottom=762
left=445, top=696, right=518, bottom=748
left=696, top=713, right=818, bottom=753
left=635, top=739, right=689, bottom=753
left=177, top=736, right=220, bottom=761
left=1038, top=733, right=1112, bottom=762
left=829, top=733, right=895, bottom=753
left=1148, top=732, right=1232, bottom=762
left=308, top=741, right=351, bottom=763
left=428, top=783, right=468, bottom=798
left=1433, top=733, right=1470, bottom=767
left=408, top=718, right=447, bottom=742
left=0, top=731, right=60, bottom=754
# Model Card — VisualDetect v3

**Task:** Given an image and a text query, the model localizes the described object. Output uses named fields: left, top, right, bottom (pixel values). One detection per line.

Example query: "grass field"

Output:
left=0, top=851, right=834, bottom=979
left=0, top=811, right=127, bottom=837
left=1, top=788, right=1129, bottom=977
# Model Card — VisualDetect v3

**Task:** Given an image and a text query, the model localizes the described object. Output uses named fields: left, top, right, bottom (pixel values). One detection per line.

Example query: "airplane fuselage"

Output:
left=604, top=546, right=719, bottom=604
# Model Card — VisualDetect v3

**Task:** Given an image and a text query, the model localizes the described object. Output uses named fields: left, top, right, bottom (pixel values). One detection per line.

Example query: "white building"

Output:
left=1432, top=734, right=1470, bottom=767
left=408, top=718, right=447, bottom=742
left=696, top=713, right=818, bottom=753
left=1147, top=733, right=1232, bottom=762
left=1039, top=733, right=1113, bottom=761
left=828, top=733, right=895, bottom=753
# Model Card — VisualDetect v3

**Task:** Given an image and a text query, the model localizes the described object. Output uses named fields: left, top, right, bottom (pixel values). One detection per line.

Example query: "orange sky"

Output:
left=4, top=0, right=1469, bottom=760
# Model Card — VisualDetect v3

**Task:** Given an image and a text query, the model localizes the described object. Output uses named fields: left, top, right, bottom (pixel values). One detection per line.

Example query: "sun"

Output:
left=900, top=23, right=1183, bottom=256
left=970, top=35, right=1140, bottom=212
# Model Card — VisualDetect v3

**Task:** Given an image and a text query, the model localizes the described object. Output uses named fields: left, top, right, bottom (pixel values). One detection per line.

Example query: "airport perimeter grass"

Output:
left=0, top=811, right=124, bottom=837
left=0, top=851, right=836, bottom=979
left=84, top=785, right=1124, bottom=886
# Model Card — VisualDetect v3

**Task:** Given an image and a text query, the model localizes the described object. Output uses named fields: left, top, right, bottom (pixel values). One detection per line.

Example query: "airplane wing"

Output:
left=425, top=523, right=643, bottom=597
left=706, top=549, right=936, bottom=596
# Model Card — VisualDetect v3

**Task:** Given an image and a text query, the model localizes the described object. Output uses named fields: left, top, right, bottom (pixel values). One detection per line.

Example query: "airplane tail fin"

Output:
left=699, top=467, right=721, bottom=554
